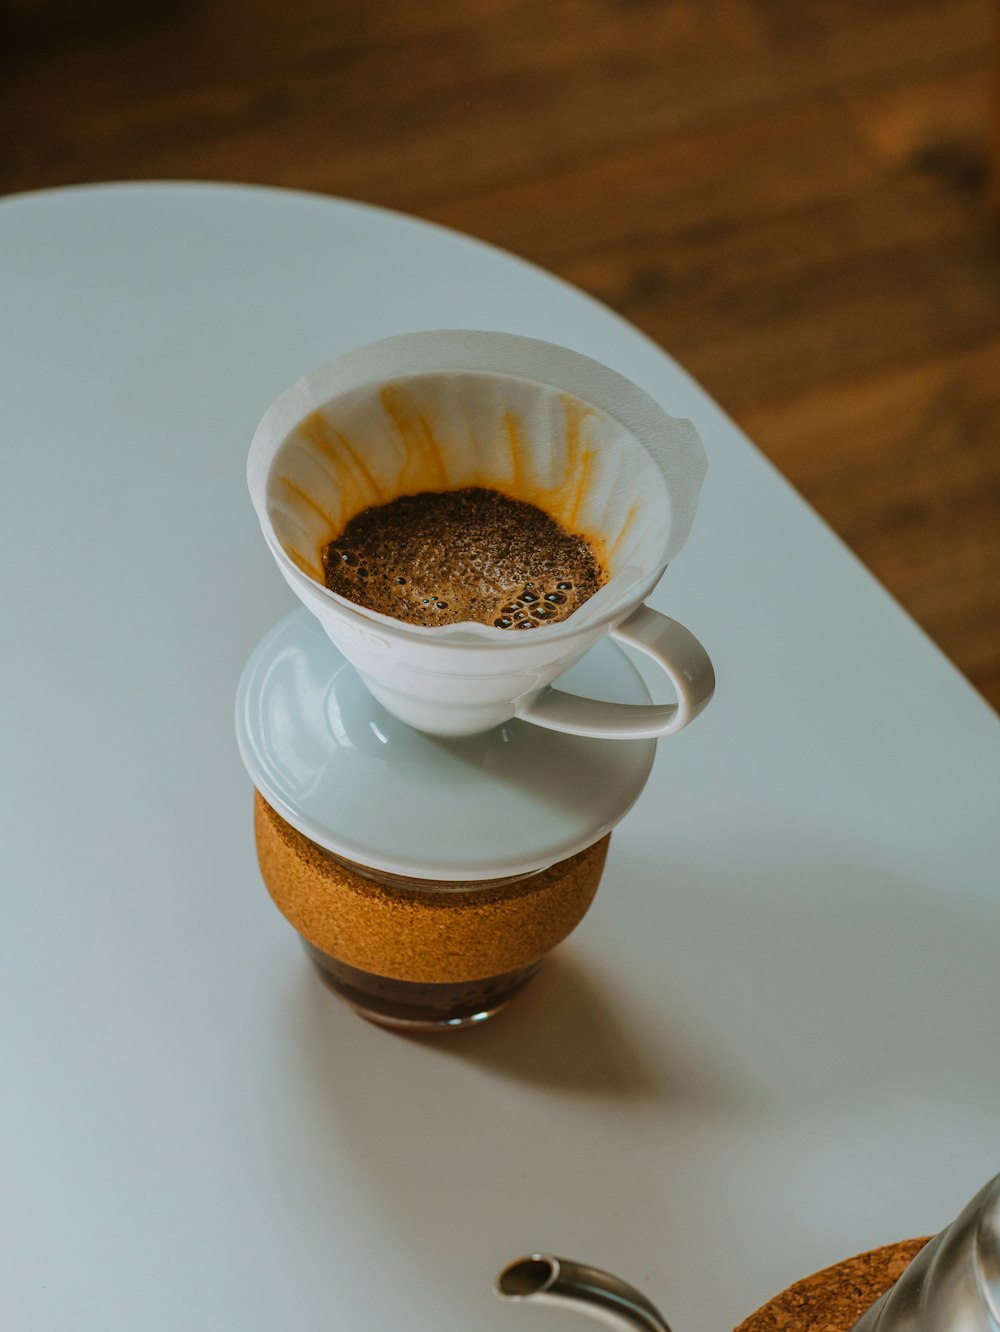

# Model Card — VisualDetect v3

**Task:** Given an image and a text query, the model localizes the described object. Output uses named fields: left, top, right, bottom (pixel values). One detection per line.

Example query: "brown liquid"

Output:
left=321, top=487, right=606, bottom=629
left=302, top=943, right=543, bottom=1031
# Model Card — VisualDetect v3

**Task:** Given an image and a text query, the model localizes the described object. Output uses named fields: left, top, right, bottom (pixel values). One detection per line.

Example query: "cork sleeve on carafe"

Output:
left=253, top=791, right=609, bottom=984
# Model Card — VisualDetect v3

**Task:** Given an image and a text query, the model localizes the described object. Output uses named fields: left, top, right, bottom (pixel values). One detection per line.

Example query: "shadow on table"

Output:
left=400, top=949, right=740, bottom=1109
left=276, top=820, right=1000, bottom=1322
left=283, top=944, right=743, bottom=1319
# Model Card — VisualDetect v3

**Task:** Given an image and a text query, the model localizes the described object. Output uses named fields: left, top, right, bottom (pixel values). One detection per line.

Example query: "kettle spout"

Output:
left=496, top=1255, right=672, bottom=1332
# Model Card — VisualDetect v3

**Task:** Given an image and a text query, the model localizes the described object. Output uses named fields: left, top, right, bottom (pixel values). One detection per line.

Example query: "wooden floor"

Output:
left=3, top=0, right=998, bottom=707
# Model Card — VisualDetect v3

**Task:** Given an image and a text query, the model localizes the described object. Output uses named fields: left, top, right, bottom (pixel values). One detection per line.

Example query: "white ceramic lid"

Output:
left=235, top=609, right=656, bottom=880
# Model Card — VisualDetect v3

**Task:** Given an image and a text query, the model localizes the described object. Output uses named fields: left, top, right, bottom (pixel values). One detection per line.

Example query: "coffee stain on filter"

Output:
left=607, top=503, right=639, bottom=564
left=379, top=384, right=449, bottom=495
left=498, top=394, right=606, bottom=567
left=276, top=407, right=391, bottom=579
left=275, top=476, right=329, bottom=580
left=273, top=381, right=629, bottom=585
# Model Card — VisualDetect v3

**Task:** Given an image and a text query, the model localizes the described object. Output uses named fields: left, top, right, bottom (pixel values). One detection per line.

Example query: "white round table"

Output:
left=2, top=183, right=998, bottom=1332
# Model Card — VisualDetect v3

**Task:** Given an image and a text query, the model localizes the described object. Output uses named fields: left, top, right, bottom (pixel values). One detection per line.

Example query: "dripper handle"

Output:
left=518, top=606, right=715, bottom=740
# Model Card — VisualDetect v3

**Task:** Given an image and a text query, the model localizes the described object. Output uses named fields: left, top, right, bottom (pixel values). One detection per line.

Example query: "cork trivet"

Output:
left=253, top=791, right=608, bottom=983
left=735, top=1238, right=930, bottom=1332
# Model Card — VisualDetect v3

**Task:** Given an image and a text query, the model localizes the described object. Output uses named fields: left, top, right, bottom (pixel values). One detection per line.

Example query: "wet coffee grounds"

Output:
left=322, top=486, right=606, bottom=629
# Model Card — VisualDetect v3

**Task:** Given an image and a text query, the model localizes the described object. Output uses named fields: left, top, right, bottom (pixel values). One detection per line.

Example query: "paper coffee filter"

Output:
left=251, top=331, right=707, bottom=639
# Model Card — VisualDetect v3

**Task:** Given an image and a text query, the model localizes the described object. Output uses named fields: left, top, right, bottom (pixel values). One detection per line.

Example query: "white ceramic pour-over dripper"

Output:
left=248, top=330, right=715, bottom=738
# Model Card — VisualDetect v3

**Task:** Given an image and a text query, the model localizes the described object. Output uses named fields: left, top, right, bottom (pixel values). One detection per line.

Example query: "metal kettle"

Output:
left=496, top=1173, right=1000, bottom=1332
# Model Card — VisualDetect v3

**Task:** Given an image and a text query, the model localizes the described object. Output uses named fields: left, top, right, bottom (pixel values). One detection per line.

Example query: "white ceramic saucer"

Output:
left=235, top=609, right=656, bottom=881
